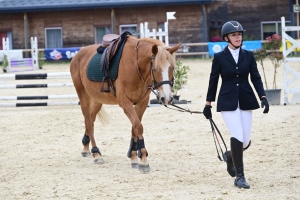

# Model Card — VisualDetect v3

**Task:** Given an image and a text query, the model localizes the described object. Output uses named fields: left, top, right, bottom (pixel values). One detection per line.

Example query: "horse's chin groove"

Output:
left=81, top=151, right=91, bottom=157
left=94, top=158, right=105, bottom=165
left=138, top=164, right=150, bottom=172
left=131, top=163, right=139, bottom=168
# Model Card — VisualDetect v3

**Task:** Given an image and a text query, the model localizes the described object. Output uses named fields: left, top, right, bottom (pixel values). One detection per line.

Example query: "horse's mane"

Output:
left=140, top=37, right=176, bottom=70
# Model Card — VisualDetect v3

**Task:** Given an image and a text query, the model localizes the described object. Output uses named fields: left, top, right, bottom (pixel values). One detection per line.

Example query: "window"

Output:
left=45, top=28, right=62, bottom=48
left=120, top=24, right=138, bottom=37
left=261, top=21, right=291, bottom=40
left=158, top=23, right=165, bottom=32
left=0, top=31, right=12, bottom=50
left=95, top=26, right=111, bottom=44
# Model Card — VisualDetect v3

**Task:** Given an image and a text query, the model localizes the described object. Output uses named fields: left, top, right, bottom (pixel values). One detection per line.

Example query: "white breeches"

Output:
left=221, top=107, right=252, bottom=148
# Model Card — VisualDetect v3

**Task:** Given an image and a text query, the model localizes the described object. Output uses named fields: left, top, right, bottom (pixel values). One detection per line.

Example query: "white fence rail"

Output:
left=281, top=16, right=300, bottom=105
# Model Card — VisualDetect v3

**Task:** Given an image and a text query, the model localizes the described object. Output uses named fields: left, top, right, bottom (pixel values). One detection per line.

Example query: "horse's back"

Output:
left=70, top=44, right=98, bottom=77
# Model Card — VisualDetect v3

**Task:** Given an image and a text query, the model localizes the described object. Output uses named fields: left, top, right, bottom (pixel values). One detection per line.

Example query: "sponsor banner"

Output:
left=44, top=47, right=80, bottom=60
left=208, top=41, right=262, bottom=56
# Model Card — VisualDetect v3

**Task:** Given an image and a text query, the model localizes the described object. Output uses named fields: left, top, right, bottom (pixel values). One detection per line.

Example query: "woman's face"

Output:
left=225, top=31, right=242, bottom=49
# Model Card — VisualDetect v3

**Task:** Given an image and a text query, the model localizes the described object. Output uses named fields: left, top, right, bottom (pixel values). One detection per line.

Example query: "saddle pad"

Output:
left=87, top=38, right=126, bottom=82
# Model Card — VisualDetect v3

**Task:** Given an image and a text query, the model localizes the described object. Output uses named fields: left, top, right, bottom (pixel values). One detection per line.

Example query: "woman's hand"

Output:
left=203, top=105, right=212, bottom=119
left=261, top=97, right=269, bottom=114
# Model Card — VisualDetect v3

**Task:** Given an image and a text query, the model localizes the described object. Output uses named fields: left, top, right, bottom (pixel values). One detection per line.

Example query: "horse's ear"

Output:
left=168, top=43, right=181, bottom=54
left=152, top=45, right=158, bottom=55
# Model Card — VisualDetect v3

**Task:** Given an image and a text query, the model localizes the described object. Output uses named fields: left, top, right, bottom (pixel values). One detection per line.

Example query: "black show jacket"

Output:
left=206, top=46, right=266, bottom=112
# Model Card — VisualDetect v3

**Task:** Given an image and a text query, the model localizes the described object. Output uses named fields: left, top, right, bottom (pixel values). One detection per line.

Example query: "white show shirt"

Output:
left=228, top=47, right=240, bottom=64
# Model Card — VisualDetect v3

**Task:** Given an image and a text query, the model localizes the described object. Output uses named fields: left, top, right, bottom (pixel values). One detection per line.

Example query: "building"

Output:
left=0, top=0, right=298, bottom=50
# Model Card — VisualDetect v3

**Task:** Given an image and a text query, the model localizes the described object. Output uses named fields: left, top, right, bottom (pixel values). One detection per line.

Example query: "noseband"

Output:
left=135, top=41, right=173, bottom=97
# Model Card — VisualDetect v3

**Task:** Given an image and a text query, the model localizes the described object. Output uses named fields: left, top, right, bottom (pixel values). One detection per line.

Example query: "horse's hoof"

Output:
left=81, top=152, right=91, bottom=157
left=94, top=157, right=105, bottom=165
left=131, top=163, right=139, bottom=169
left=138, top=164, right=150, bottom=172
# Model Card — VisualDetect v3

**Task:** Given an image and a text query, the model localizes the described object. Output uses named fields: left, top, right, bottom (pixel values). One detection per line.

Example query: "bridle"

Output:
left=135, top=40, right=173, bottom=101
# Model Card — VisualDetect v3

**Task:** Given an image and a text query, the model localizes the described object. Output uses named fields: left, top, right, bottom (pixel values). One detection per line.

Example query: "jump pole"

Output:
left=0, top=83, right=74, bottom=89
left=0, top=72, right=71, bottom=80
left=0, top=101, right=80, bottom=107
left=0, top=94, right=78, bottom=100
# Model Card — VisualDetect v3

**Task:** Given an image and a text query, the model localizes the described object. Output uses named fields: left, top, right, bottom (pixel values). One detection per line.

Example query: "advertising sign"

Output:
left=208, top=41, right=262, bottom=56
left=44, top=47, right=80, bottom=60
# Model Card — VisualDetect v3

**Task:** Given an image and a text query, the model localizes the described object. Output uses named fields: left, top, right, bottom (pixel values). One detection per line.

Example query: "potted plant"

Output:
left=254, top=34, right=283, bottom=105
left=172, top=58, right=190, bottom=100
left=1, top=54, right=9, bottom=73
left=265, top=34, right=283, bottom=90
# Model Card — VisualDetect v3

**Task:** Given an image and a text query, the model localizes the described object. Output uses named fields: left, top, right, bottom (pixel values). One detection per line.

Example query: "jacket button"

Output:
left=236, top=75, right=239, bottom=77
left=236, top=84, right=239, bottom=86
left=236, top=67, right=238, bottom=69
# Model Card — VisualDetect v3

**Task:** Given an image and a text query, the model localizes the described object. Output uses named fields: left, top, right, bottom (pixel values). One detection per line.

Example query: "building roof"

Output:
left=0, top=0, right=213, bottom=13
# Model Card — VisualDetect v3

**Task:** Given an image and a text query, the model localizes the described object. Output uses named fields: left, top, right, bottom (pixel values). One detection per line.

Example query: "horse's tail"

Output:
left=97, top=106, right=111, bottom=125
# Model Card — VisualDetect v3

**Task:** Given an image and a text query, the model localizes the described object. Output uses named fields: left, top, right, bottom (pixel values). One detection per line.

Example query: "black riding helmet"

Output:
left=221, top=21, right=245, bottom=48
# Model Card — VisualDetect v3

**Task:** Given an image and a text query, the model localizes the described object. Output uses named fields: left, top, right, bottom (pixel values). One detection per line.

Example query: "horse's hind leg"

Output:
left=77, top=89, right=104, bottom=164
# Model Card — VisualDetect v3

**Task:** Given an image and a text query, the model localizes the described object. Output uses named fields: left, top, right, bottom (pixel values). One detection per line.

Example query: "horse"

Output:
left=70, top=34, right=181, bottom=172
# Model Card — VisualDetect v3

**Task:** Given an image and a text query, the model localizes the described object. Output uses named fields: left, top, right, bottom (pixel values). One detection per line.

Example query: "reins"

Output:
left=163, top=101, right=227, bottom=162
left=209, top=117, right=228, bottom=162
left=164, top=103, right=203, bottom=114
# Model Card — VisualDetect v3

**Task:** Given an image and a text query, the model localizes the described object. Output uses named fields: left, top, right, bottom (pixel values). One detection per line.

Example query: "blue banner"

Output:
left=44, top=47, right=81, bottom=60
left=208, top=41, right=262, bottom=56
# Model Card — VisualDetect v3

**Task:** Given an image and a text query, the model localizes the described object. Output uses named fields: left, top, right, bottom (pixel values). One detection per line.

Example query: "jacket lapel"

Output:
left=223, top=46, right=236, bottom=65
left=237, top=48, right=245, bottom=65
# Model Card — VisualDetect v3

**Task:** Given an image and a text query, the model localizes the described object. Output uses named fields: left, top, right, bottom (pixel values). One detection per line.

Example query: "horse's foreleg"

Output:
left=127, top=136, right=138, bottom=168
left=123, top=99, right=150, bottom=172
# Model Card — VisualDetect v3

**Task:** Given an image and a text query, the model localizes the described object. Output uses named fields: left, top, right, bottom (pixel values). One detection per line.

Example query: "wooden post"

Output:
left=111, top=9, right=116, bottom=34
left=24, top=13, right=29, bottom=58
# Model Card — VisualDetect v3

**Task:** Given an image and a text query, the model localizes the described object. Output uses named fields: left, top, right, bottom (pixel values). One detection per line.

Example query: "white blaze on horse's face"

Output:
left=158, top=60, right=173, bottom=105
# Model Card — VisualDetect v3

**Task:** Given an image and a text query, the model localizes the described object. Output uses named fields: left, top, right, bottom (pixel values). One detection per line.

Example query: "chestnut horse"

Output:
left=70, top=35, right=180, bottom=172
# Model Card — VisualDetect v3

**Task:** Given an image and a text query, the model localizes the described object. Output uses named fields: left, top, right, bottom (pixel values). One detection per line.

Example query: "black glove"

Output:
left=203, top=105, right=212, bottom=119
left=261, top=97, right=269, bottom=114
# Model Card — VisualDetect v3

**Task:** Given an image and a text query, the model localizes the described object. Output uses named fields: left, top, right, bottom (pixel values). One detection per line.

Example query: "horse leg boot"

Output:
left=137, top=136, right=150, bottom=172
left=231, top=137, right=250, bottom=189
left=81, top=134, right=91, bottom=157
left=225, top=140, right=251, bottom=177
left=127, top=137, right=139, bottom=168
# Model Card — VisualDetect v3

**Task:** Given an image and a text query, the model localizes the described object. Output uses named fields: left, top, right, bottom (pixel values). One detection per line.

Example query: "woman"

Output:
left=203, top=21, right=269, bottom=189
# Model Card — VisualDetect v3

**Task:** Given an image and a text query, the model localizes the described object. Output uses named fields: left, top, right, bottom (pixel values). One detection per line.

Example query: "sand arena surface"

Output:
left=0, top=59, right=299, bottom=199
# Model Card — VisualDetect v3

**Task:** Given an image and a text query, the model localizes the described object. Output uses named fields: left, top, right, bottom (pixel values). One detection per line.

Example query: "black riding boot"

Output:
left=225, top=151, right=236, bottom=177
left=231, top=137, right=250, bottom=189
left=225, top=140, right=251, bottom=177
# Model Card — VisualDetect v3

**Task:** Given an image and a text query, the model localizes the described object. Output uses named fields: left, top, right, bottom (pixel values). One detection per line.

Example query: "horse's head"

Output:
left=150, top=43, right=181, bottom=105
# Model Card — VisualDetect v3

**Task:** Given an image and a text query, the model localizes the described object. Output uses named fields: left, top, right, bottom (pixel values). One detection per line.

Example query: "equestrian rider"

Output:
left=203, top=21, right=269, bottom=189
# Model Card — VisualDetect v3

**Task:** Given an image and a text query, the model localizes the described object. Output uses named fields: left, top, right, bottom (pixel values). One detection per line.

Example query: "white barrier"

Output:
left=281, top=16, right=300, bottom=105
left=140, top=22, right=169, bottom=46
left=2, top=37, right=38, bottom=72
